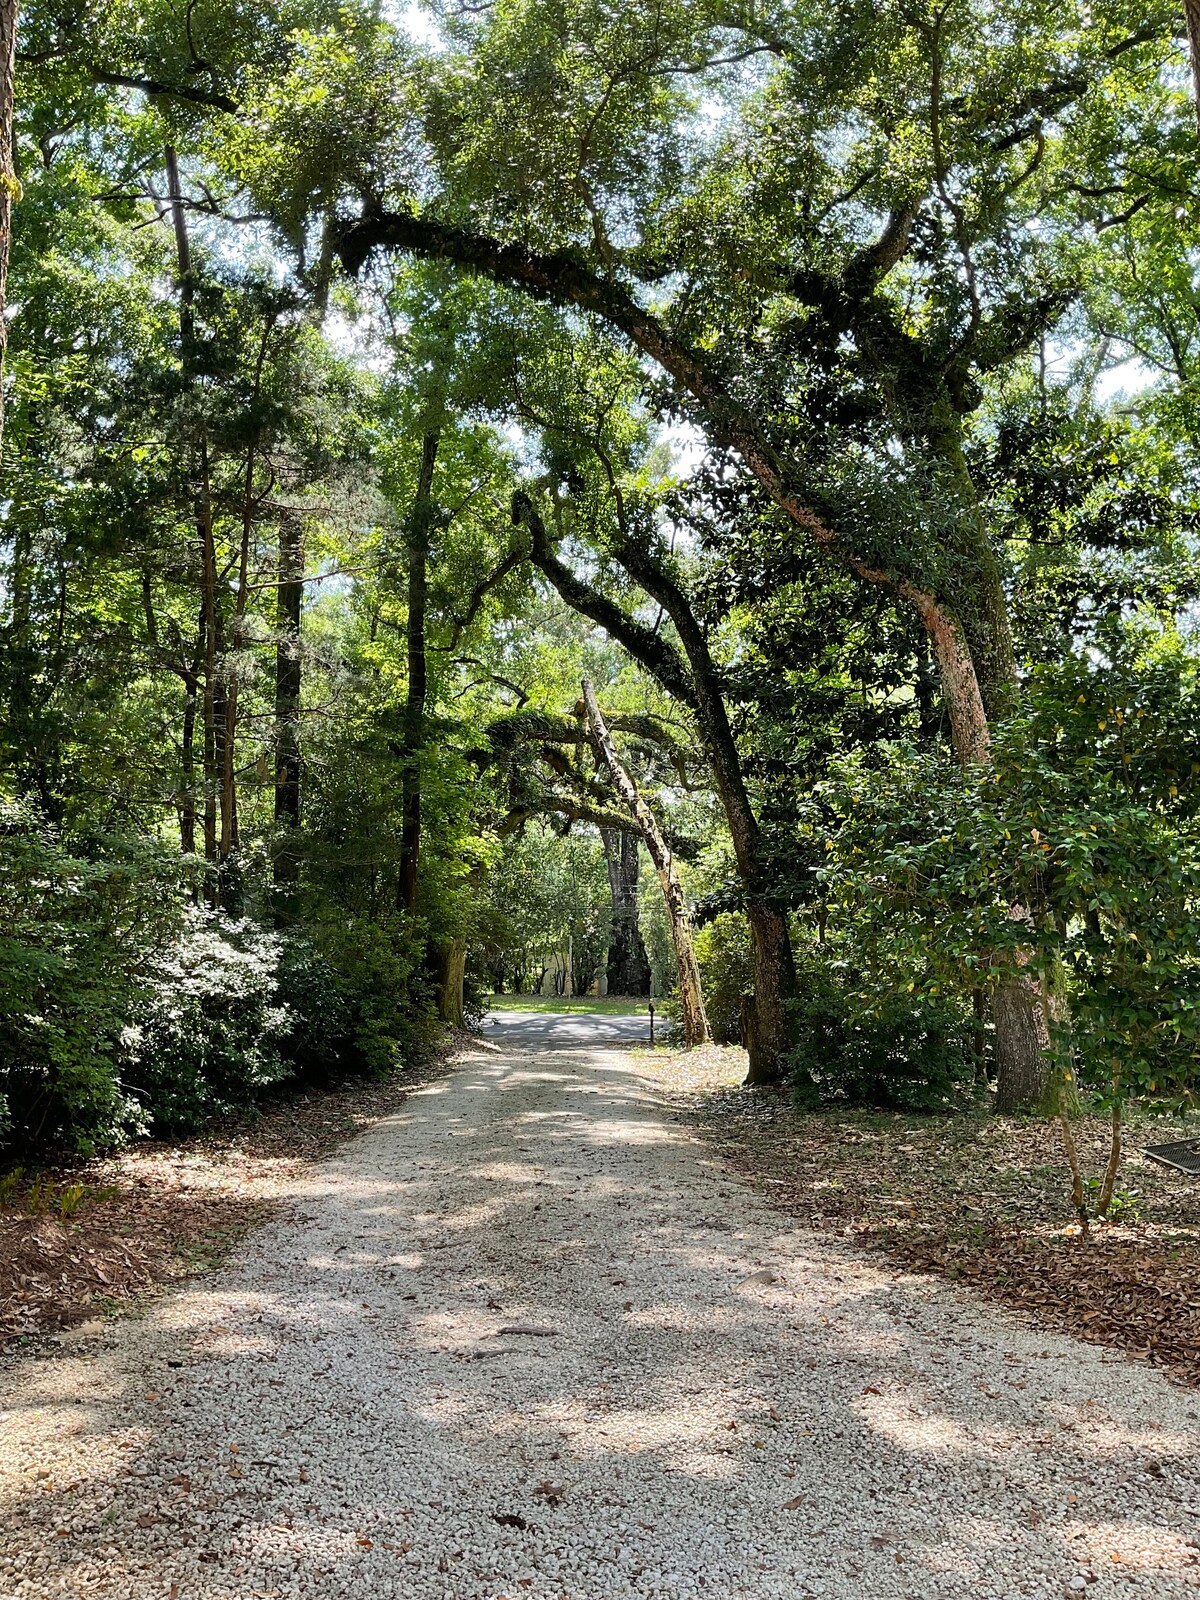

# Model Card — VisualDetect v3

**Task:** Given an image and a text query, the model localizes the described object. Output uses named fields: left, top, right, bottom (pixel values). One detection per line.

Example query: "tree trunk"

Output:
left=180, top=645, right=199, bottom=855
left=583, top=679, right=710, bottom=1046
left=744, top=901, right=795, bottom=1082
left=273, top=510, right=303, bottom=886
left=435, top=937, right=467, bottom=1028
left=397, top=431, right=439, bottom=913
left=600, top=826, right=651, bottom=995
left=924, top=416, right=1051, bottom=1113
left=0, top=0, right=19, bottom=463
left=166, top=147, right=220, bottom=892
left=200, top=469, right=219, bottom=877
left=219, top=324, right=272, bottom=886
left=991, top=976, right=1049, bottom=1113
left=1186, top=0, right=1200, bottom=138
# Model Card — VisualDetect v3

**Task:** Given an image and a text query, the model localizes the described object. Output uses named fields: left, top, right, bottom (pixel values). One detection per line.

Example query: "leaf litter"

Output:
left=650, top=1043, right=1200, bottom=1386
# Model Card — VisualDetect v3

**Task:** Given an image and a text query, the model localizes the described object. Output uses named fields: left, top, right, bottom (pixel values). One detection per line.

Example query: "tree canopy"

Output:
left=1, top=0, right=1199, bottom=1218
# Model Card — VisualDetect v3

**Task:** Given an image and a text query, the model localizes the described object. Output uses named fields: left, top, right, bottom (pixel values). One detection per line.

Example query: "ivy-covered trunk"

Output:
left=931, top=418, right=1053, bottom=1114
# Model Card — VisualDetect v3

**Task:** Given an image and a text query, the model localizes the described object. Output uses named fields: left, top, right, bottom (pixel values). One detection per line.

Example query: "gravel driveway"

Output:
left=2, top=1026, right=1199, bottom=1599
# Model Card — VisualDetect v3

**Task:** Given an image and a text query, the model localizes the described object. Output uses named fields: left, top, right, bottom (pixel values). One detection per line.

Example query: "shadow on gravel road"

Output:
left=3, top=1037, right=1198, bottom=1599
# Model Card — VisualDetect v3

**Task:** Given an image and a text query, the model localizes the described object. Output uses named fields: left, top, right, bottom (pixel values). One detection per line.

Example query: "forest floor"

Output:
left=1, top=1018, right=1198, bottom=1599
left=650, top=1043, right=1200, bottom=1389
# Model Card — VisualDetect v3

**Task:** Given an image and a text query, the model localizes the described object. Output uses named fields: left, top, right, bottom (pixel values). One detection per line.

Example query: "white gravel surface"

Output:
left=2, top=1028, right=1200, bottom=1599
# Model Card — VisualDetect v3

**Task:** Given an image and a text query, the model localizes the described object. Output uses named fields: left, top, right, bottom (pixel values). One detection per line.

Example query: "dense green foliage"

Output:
left=3, top=0, right=1200, bottom=1211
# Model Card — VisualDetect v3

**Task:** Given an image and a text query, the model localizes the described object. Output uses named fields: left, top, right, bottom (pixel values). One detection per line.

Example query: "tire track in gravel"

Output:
left=2, top=1027, right=1199, bottom=1600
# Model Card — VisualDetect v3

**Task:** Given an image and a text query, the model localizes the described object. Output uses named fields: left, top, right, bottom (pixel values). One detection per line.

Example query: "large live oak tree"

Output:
left=321, top=0, right=1181, bottom=1099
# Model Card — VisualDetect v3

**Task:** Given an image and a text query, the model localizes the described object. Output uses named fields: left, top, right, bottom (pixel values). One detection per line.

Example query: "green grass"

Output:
left=484, top=994, right=651, bottom=1016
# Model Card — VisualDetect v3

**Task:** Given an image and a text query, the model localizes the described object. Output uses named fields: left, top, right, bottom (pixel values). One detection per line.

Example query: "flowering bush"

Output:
left=0, top=806, right=429, bottom=1157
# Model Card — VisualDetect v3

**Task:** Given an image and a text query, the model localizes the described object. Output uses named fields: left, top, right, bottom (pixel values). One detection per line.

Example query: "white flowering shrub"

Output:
left=0, top=806, right=427, bottom=1156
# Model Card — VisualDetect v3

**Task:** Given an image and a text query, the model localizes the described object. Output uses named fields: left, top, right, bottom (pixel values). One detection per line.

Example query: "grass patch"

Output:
left=485, top=994, right=650, bottom=1015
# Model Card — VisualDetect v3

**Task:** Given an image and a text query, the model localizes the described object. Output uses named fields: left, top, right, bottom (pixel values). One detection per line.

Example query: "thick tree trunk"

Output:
left=0, top=0, right=18, bottom=463
left=906, top=577, right=1049, bottom=1110
left=925, top=418, right=1051, bottom=1112
left=600, top=826, right=651, bottom=995
left=273, top=511, right=303, bottom=887
left=583, top=680, right=710, bottom=1046
left=435, top=937, right=467, bottom=1028
left=397, top=432, right=439, bottom=914
left=744, top=901, right=795, bottom=1083
left=992, top=974, right=1050, bottom=1113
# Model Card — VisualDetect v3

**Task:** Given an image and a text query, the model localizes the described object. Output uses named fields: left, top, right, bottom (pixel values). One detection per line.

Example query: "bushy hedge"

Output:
left=786, top=941, right=978, bottom=1112
left=0, top=806, right=428, bottom=1158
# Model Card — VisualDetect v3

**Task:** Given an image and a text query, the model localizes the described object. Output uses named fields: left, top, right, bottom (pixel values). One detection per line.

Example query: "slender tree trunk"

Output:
left=166, top=147, right=221, bottom=892
left=583, top=679, right=710, bottom=1046
left=600, top=826, right=651, bottom=995
left=200, top=456, right=219, bottom=875
left=220, top=327, right=270, bottom=876
left=0, top=0, right=19, bottom=463
left=397, top=432, right=439, bottom=913
left=180, top=646, right=200, bottom=855
left=273, top=511, right=303, bottom=886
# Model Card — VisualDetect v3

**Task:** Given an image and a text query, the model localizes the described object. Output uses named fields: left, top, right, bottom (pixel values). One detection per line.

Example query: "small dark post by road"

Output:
left=648, top=1000, right=656, bottom=1046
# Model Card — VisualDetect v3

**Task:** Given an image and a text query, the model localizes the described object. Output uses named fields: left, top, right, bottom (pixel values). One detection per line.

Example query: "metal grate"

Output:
left=1143, top=1138, right=1200, bottom=1176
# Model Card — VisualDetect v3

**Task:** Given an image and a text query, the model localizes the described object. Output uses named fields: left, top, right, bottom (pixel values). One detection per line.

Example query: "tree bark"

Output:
left=600, top=826, right=651, bottom=995
left=583, top=679, right=710, bottom=1046
left=219, top=320, right=273, bottom=884
left=435, top=937, right=467, bottom=1027
left=179, top=618, right=202, bottom=857
left=166, top=147, right=221, bottom=891
left=992, top=974, right=1049, bottom=1113
left=1186, top=0, right=1200, bottom=137
left=927, top=414, right=1050, bottom=1112
left=397, top=432, right=439, bottom=913
left=0, top=0, right=18, bottom=464
left=273, top=510, right=303, bottom=886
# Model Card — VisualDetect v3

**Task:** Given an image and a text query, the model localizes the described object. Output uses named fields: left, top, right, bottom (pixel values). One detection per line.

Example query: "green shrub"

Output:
left=0, top=806, right=181, bottom=1154
left=300, top=912, right=433, bottom=1076
left=787, top=942, right=976, bottom=1112
left=693, top=912, right=753, bottom=1044
left=122, top=912, right=296, bottom=1134
left=0, top=805, right=432, bottom=1160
